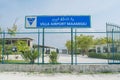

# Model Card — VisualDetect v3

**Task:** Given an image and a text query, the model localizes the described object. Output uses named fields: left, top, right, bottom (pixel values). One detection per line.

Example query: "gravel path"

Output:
left=0, top=72, right=120, bottom=80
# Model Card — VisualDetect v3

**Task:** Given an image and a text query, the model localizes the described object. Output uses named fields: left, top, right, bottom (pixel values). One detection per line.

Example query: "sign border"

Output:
left=25, top=15, right=91, bottom=29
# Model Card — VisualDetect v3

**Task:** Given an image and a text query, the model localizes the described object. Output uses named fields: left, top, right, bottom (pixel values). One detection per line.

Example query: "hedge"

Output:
left=88, top=53, right=120, bottom=60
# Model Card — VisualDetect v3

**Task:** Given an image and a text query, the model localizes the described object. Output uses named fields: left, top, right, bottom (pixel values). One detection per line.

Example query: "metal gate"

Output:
left=106, top=23, right=120, bottom=64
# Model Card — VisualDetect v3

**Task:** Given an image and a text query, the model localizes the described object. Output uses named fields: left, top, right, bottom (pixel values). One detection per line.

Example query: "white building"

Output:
left=95, top=44, right=120, bottom=53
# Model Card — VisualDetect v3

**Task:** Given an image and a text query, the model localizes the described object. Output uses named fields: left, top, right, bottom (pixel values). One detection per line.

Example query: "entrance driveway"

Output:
left=40, top=54, right=108, bottom=64
left=5, top=54, right=108, bottom=64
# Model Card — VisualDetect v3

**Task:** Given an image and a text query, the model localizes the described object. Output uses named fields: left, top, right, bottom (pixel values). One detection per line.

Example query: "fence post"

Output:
left=71, top=28, right=73, bottom=65
left=38, top=29, right=40, bottom=64
left=2, top=31, right=5, bottom=64
left=75, top=29, right=77, bottom=65
left=112, top=29, right=115, bottom=63
left=42, top=28, right=45, bottom=64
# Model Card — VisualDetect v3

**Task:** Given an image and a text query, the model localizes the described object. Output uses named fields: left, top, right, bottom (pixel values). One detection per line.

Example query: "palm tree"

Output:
left=7, top=19, right=17, bottom=45
left=7, top=20, right=17, bottom=60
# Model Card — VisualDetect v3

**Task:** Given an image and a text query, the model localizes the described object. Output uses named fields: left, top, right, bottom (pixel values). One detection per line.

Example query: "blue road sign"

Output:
left=25, top=16, right=91, bottom=28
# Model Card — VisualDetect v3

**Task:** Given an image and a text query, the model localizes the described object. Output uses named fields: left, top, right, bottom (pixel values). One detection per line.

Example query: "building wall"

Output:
left=96, top=44, right=109, bottom=53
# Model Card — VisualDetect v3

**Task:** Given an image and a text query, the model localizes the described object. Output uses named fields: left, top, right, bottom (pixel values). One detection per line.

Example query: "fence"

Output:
left=106, top=23, right=120, bottom=64
left=0, top=27, right=119, bottom=64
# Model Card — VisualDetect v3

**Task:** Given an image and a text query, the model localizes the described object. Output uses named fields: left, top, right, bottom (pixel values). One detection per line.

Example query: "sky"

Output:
left=0, top=0, right=120, bottom=48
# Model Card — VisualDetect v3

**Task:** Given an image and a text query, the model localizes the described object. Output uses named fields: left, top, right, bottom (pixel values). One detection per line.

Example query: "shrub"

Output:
left=88, top=52, right=120, bottom=60
left=108, top=53, right=120, bottom=60
left=88, top=53, right=108, bottom=59
left=0, top=45, right=2, bottom=60
left=4, top=45, right=13, bottom=60
left=49, top=51, right=58, bottom=64
left=21, top=49, right=39, bottom=64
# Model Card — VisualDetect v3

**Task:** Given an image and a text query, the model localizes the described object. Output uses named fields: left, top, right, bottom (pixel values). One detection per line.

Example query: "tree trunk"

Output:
left=7, top=54, right=9, bottom=61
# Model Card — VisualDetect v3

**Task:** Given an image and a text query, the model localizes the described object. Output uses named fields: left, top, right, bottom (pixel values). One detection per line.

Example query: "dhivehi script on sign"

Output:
left=25, top=16, right=91, bottom=28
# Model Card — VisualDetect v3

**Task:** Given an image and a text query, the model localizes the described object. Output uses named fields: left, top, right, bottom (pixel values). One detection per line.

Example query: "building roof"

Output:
left=33, top=45, right=56, bottom=49
left=0, top=37, right=33, bottom=40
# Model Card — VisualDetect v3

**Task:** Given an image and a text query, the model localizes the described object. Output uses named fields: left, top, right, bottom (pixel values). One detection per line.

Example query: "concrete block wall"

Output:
left=0, top=64, right=120, bottom=73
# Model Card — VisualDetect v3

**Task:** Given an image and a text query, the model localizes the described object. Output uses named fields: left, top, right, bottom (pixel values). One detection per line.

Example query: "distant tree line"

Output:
left=65, top=34, right=109, bottom=55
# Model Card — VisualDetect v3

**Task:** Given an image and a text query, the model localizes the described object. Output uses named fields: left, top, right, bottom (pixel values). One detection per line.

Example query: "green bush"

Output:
left=0, top=45, right=2, bottom=60
left=88, top=53, right=120, bottom=60
left=4, top=45, right=13, bottom=60
left=21, top=49, right=39, bottom=64
left=109, top=53, right=120, bottom=60
left=49, top=51, right=58, bottom=64
left=88, top=53, right=108, bottom=59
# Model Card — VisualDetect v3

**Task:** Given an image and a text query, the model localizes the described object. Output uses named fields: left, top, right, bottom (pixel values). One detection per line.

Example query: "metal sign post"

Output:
left=37, top=29, right=40, bottom=64
left=71, top=28, right=73, bottom=65
left=2, top=31, right=5, bottom=64
left=42, top=28, right=45, bottom=64
left=75, top=29, right=77, bottom=65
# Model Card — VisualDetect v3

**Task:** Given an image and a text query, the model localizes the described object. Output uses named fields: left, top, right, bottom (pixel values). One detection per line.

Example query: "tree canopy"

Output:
left=65, top=40, right=71, bottom=51
left=8, top=23, right=17, bottom=36
left=76, top=34, right=93, bottom=50
left=94, top=37, right=107, bottom=45
left=15, top=40, right=30, bottom=53
left=65, top=34, right=110, bottom=55
left=65, top=34, right=94, bottom=55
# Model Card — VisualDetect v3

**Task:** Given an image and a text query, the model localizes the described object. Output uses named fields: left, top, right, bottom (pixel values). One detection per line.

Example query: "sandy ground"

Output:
left=0, top=72, right=120, bottom=80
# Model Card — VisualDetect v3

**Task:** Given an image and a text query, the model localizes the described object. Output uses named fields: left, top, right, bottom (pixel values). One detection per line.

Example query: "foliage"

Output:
left=0, top=27, right=1, bottom=32
left=88, top=53, right=108, bottom=59
left=76, top=34, right=93, bottom=49
left=0, top=45, right=1, bottom=59
left=7, top=24, right=17, bottom=36
left=4, top=45, right=13, bottom=60
left=88, top=53, right=120, bottom=60
left=94, top=37, right=113, bottom=45
left=94, top=37, right=107, bottom=45
left=15, top=40, right=38, bottom=64
left=15, top=40, right=38, bottom=63
left=65, top=40, right=71, bottom=51
left=15, top=40, right=30, bottom=53
left=7, top=23, right=17, bottom=46
left=49, top=51, right=58, bottom=64
left=4, top=60, right=28, bottom=63
left=65, top=35, right=113, bottom=56
left=76, top=34, right=94, bottom=55
left=75, top=49, right=82, bottom=55
left=109, top=53, right=120, bottom=60
left=0, top=39, right=2, bottom=44
left=65, top=40, right=75, bottom=54
left=65, top=35, right=94, bottom=55
left=0, top=27, right=2, bottom=59
left=21, top=49, right=39, bottom=64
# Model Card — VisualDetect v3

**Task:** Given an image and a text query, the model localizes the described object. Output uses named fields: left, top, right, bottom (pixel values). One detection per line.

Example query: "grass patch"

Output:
left=3, top=60, right=29, bottom=63
left=101, top=70, right=113, bottom=74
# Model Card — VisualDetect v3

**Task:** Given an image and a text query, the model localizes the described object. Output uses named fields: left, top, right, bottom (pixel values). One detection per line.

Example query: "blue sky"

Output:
left=0, top=0, right=120, bottom=31
left=0, top=0, right=120, bottom=48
